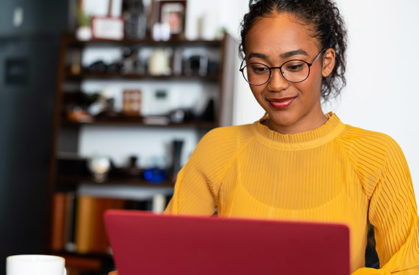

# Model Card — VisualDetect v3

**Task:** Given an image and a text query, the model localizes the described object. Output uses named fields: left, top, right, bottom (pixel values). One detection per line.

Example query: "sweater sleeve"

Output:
left=164, top=160, right=217, bottom=215
left=165, top=127, right=242, bottom=215
left=352, top=137, right=419, bottom=275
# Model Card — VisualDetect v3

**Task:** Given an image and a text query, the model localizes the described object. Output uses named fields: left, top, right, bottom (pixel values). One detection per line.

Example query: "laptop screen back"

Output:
left=105, top=210, right=350, bottom=275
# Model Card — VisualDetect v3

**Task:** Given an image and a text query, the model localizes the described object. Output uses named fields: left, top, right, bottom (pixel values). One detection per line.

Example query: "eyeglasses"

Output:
left=239, top=49, right=325, bottom=86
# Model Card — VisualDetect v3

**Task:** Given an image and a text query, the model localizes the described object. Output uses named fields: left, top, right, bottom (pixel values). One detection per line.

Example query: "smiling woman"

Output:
left=162, top=0, right=419, bottom=274
left=110, top=0, right=419, bottom=274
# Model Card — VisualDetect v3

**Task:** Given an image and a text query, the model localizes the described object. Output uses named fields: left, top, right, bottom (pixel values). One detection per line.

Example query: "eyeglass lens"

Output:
left=242, top=60, right=310, bottom=85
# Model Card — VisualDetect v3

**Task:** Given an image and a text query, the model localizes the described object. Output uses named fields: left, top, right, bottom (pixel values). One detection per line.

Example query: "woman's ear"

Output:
left=321, top=48, right=336, bottom=77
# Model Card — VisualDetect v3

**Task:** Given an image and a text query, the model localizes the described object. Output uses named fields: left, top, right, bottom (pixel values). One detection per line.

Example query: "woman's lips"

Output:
left=268, top=96, right=297, bottom=109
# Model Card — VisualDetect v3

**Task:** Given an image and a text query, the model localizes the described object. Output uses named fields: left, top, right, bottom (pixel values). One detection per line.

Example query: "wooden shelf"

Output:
left=64, top=33, right=223, bottom=47
left=51, top=251, right=112, bottom=272
left=62, top=117, right=216, bottom=128
left=56, top=175, right=173, bottom=187
left=65, top=71, right=220, bottom=81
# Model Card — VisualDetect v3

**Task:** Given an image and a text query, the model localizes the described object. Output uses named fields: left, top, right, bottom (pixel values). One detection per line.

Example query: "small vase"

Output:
left=76, top=26, right=92, bottom=41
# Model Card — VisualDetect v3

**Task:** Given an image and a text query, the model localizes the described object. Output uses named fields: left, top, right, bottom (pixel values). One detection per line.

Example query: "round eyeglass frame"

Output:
left=239, top=49, right=325, bottom=86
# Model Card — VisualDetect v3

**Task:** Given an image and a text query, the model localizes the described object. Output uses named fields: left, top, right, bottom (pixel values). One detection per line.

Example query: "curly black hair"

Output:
left=240, top=0, right=347, bottom=100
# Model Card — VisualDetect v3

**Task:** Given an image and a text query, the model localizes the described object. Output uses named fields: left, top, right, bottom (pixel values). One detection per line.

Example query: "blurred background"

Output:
left=0, top=0, right=418, bottom=274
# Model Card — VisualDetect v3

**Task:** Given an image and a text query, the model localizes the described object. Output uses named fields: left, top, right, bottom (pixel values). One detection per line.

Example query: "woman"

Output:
left=164, top=0, right=419, bottom=274
left=110, top=0, right=418, bottom=274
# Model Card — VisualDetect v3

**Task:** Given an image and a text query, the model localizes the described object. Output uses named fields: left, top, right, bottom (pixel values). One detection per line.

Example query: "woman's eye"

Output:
left=250, top=65, right=269, bottom=74
left=284, top=62, right=305, bottom=72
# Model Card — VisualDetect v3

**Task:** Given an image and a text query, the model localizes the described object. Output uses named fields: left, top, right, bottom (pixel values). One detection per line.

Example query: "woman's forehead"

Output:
left=245, top=12, right=320, bottom=57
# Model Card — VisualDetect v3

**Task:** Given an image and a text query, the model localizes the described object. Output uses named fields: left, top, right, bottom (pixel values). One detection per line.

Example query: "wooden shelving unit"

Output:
left=47, top=32, right=236, bottom=274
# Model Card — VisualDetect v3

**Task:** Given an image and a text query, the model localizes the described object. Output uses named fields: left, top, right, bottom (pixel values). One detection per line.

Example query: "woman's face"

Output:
left=244, top=12, right=335, bottom=134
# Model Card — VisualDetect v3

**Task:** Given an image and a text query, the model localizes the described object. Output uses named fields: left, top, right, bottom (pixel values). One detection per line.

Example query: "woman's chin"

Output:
left=265, top=113, right=298, bottom=133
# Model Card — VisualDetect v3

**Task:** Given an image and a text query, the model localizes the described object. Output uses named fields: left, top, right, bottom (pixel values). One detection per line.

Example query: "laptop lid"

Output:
left=105, top=210, right=350, bottom=275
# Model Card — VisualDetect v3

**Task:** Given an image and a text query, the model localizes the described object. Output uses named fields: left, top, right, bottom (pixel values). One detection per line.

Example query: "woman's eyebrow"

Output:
left=280, top=49, right=309, bottom=58
left=247, top=49, right=309, bottom=60
left=247, top=52, right=267, bottom=60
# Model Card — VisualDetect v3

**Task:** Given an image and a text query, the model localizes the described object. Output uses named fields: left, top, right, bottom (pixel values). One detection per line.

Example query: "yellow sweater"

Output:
left=165, top=113, right=419, bottom=274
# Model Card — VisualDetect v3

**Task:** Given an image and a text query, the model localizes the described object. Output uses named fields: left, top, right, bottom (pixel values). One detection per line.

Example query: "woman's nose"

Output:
left=268, top=68, right=289, bottom=91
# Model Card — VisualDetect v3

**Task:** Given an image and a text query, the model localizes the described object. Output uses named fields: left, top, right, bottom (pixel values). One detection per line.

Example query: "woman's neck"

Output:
left=264, top=111, right=329, bottom=135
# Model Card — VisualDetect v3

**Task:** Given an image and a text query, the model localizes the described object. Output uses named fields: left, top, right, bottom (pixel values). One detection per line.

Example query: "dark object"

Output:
left=207, top=60, right=220, bottom=75
left=126, top=156, right=142, bottom=177
left=184, top=55, right=208, bottom=75
left=5, top=58, right=29, bottom=84
left=189, top=55, right=202, bottom=72
left=57, top=156, right=90, bottom=177
left=122, top=47, right=137, bottom=59
left=121, top=47, right=139, bottom=73
left=198, top=98, right=215, bottom=122
left=365, top=224, right=380, bottom=268
left=143, top=167, right=166, bottom=183
left=168, top=108, right=195, bottom=123
left=107, top=61, right=123, bottom=73
left=67, top=91, right=100, bottom=110
left=169, top=139, right=184, bottom=181
left=87, top=60, right=108, bottom=73
left=123, top=0, right=147, bottom=39
left=96, top=98, right=119, bottom=118
left=80, top=92, right=100, bottom=108
left=0, top=0, right=70, bottom=273
left=0, top=0, right=69, bottom=36
left=87, top=60, right=123, bottom=73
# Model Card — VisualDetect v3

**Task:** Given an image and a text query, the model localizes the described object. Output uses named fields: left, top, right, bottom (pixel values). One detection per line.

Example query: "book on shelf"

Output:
left=89, top=198, right=125, bottom=253
left=75, top=195, right=127, bottom=254
left=65, top=193, right=77, bottom=252
left=50, top=192, right=67, bottom=251
left=51, top=192, right=171, bottom=255
left=75, top=195, right=96, bottom=254
left=50, top=192, right=77, bottom=251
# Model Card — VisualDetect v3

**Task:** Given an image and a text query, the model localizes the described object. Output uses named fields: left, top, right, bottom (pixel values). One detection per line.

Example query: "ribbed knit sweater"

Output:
left=165, top=113, right=419, bottom=274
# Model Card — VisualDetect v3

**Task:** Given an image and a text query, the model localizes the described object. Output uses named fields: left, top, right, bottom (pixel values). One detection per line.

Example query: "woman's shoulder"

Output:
left=338, top=123, right=405, bottom=176
left=340, top=124, right=401, bottom=150
left=338, top=123, right=409, bottom=199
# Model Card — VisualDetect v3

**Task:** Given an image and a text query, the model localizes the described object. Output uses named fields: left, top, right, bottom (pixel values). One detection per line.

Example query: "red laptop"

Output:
left=104, top=210, right=350, bottom=275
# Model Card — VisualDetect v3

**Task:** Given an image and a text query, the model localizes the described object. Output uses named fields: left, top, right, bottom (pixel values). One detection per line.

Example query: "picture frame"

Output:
left=91, top=16, right=124, bottom=40
left=158, top=0, right=187, bottom=39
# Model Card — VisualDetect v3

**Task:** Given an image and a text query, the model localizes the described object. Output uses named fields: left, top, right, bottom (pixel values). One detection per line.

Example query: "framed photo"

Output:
left=91, top=16, right=124, bottom=40
left=122, top=90, right=142, bottom=117
left=159, top=0, right=187, bottom=39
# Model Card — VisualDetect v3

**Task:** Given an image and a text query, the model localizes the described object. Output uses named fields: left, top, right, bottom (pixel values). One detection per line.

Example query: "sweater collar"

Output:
left=252, top=112, right=346, bottom=150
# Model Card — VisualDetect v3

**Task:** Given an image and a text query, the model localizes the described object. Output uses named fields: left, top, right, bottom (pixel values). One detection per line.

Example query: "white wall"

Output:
left=184, top=0, right=248, bottom=41
left=187, top=0, right=419, bottom=200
